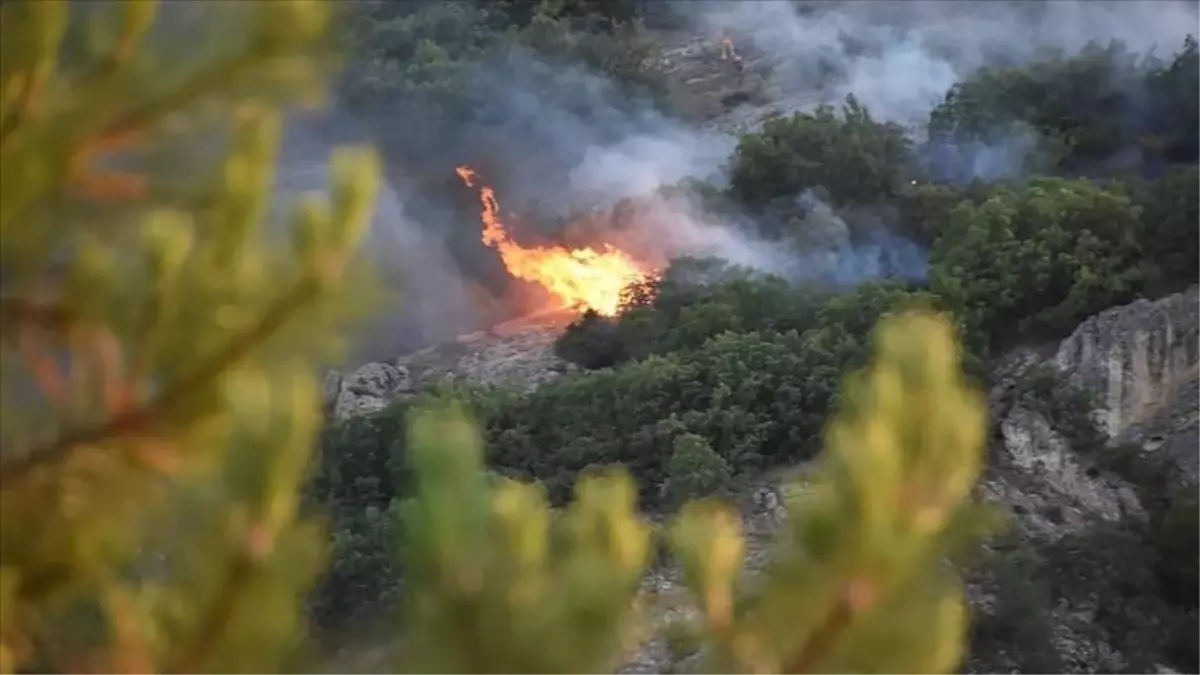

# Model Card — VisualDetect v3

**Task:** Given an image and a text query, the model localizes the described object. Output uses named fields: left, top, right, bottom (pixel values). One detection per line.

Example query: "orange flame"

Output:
left=720, top=30, right=737, bottom=60
left=456, top=166, right=649, bottom=316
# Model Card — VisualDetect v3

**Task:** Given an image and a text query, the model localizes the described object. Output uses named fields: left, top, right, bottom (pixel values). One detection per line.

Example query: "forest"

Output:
left=1, top=0, right=1197, bottom=672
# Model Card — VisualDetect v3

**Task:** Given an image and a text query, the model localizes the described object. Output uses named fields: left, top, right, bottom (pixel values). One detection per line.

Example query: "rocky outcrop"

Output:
left=325, top=318, right=575, bottom=421
left=1054, top=286, right=1199, bottom=441
left=965, top=287, right=1200, bottom=673
left=623, top=288, right=1200, bottom=674
left=980, top=286, right=1199, bottom=543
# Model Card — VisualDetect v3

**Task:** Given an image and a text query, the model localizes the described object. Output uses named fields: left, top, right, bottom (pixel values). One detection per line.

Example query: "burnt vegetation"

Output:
left=309, top=1, right=1200, bottom=670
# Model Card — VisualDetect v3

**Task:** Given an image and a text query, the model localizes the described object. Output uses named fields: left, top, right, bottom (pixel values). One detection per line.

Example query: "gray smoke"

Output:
left=272, top=113, right=477, bottom=363
left=786, top=190, right=928, bottom=285
left=456, top=48, right=737, bottom=213
left=285, top=0, right=1196, bottom=361
left=689, top=0, right=1197, bottom=181
left=692, top=0, right=1197, bottom=127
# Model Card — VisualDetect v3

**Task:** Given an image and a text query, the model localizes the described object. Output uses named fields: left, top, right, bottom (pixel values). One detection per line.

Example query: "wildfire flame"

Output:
left=456, top=166, right=649, bottom=316
left=720, top=29, right=737, bottom=60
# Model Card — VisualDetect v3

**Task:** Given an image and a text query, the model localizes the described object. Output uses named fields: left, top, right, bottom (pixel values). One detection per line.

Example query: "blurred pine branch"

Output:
left=388, top=310, right=999, bottom=673
left=0, top=1, right=381, bottom=671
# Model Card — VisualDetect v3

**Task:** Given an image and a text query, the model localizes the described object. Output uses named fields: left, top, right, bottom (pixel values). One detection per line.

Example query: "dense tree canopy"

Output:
left=929, top=176, right=1145, bottom=349
left=729, top=96, right=916, bottom=210
left=927, top=36, right=1200, bottom=175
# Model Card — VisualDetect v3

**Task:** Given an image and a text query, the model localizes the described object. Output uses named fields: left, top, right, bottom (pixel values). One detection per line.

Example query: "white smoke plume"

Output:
left=689, top=0, right=1198, bottom=127
left=273, top=113, right=478, bottom=363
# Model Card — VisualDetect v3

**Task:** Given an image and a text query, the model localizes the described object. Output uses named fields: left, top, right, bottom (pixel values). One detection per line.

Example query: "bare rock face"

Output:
left=326, top=321, right=575, bottom=422
left=967, top=287, right=1200, bottom=674
left=331, top=362, right=414, bottom=420
left=1054, top=286, right=1199, bottom=440
left=986, top=403, right=1144, bottom=541
left=979, top=347, right=1137, bottom=545
left=982, top=286, right=1199, bottom=543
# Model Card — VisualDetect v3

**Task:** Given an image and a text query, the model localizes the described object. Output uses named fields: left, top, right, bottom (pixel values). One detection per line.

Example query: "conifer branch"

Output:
left=0, top=69, right=38, bottom=147
left=165, top=555, right=253, bottom=674
left=0, top=276, right=320, bottom=489
left=781, top=594, right=853, bottom=673
left=0, top=297, right=80, bottom=339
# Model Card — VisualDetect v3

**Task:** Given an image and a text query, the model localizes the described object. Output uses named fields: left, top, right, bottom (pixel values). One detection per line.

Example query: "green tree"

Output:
left=554, top=308, right=627, bottom=370
left=663, top=433, right=736, bottom=508
left=729, top=96, right=915, bottom=211
left=928, top=42, right=1131, bottom=171
left=1131, top=165, right=1200, bottom=295
left=893, top=180, right=994, bottom=247
left=1153, top=489, right=1200, bottom=614
left=927, top=37, right=1199, bottom=174
left=929, top=177, right=1143, bottom=350
left=0, top=0, right=381, bottom=670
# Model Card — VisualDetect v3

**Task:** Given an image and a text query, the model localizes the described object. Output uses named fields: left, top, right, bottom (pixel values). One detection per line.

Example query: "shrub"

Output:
left=1153, top=489, right=1200, bottom=612
left=386, top=310, right=995, bottom=673
left=930, top=177, right=1144, bottom=350
left=663, top=433, right=736, bottom=507
left=729, top=96, right=915, bottom=209
left=1132, top=165, right=1200, bottom=296
left=968, top=545, right=1063, bottom=674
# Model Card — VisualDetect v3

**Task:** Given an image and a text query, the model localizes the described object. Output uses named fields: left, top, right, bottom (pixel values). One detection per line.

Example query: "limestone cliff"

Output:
left=1055, top=288, right=1199, bottom=444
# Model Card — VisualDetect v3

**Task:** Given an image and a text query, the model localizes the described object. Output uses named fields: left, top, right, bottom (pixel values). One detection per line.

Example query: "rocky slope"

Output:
left=324, top=308, right=578, bottom=420
left=652, top=26, right=822, bottom=135
left=327, top=286, right=1198, bottom=673
left=622, top=285, right=1200, bottom=674
left=322, top=30, right=1199, bottom=670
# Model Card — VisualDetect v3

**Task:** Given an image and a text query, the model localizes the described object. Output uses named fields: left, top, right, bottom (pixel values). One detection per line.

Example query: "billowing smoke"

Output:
left=787, top=191, right=928, bottom=285
left=690, top=0, right=1198, bottom=180
left=287, top=0, right=1196, bottom=363
left=273, top=112, right=477, bottom=364
left=691, top=0, right=1197, bottom=126
left=454, top=48, right=737, bottom=213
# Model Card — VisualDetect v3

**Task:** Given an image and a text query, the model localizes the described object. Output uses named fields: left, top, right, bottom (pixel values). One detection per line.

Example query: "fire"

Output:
left=720, top=29, right=737, bottom=60
left=456, top=166, right=649, bottom=316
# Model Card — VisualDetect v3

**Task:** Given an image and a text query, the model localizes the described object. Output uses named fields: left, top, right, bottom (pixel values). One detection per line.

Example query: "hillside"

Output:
left=327, top=281, right=1199, bottom=672
left=7, top=1, right=1197, bottom=672
left=312, top=1, right=1200, bottom=672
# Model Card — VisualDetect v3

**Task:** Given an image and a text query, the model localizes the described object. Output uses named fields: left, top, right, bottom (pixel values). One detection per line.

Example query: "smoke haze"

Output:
left=694, top=0, right=1198, bottom=126
left=269, top=0, right=1197, bottom=363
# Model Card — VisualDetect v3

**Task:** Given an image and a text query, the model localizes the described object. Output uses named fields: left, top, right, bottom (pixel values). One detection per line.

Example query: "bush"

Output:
left=662, top=433, right=736, bottom=507
left=968, top=545, right=1063, bottom=674
left=1016, top=364, right=1106, bottom=454
left=1152, top=489, right=1200, bottom=612
left=553, top=308, right=627, bottom=369
left=930, top=177, right=1144, bottom=350
left=1132, top=165, right=1200, bottom=296
left=306, top=413, right=411, bottom=630
left=729, top=96, right=915, bottom=210
left=487, top=327, right=845, bottom=505
left=388, top=310, right=995, bottom=673
left=927, top=37, right=1200, bottom=175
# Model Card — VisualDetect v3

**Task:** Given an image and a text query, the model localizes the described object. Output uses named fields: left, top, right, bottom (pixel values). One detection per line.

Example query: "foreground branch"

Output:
left=0, top=277, right=319, bottom=490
